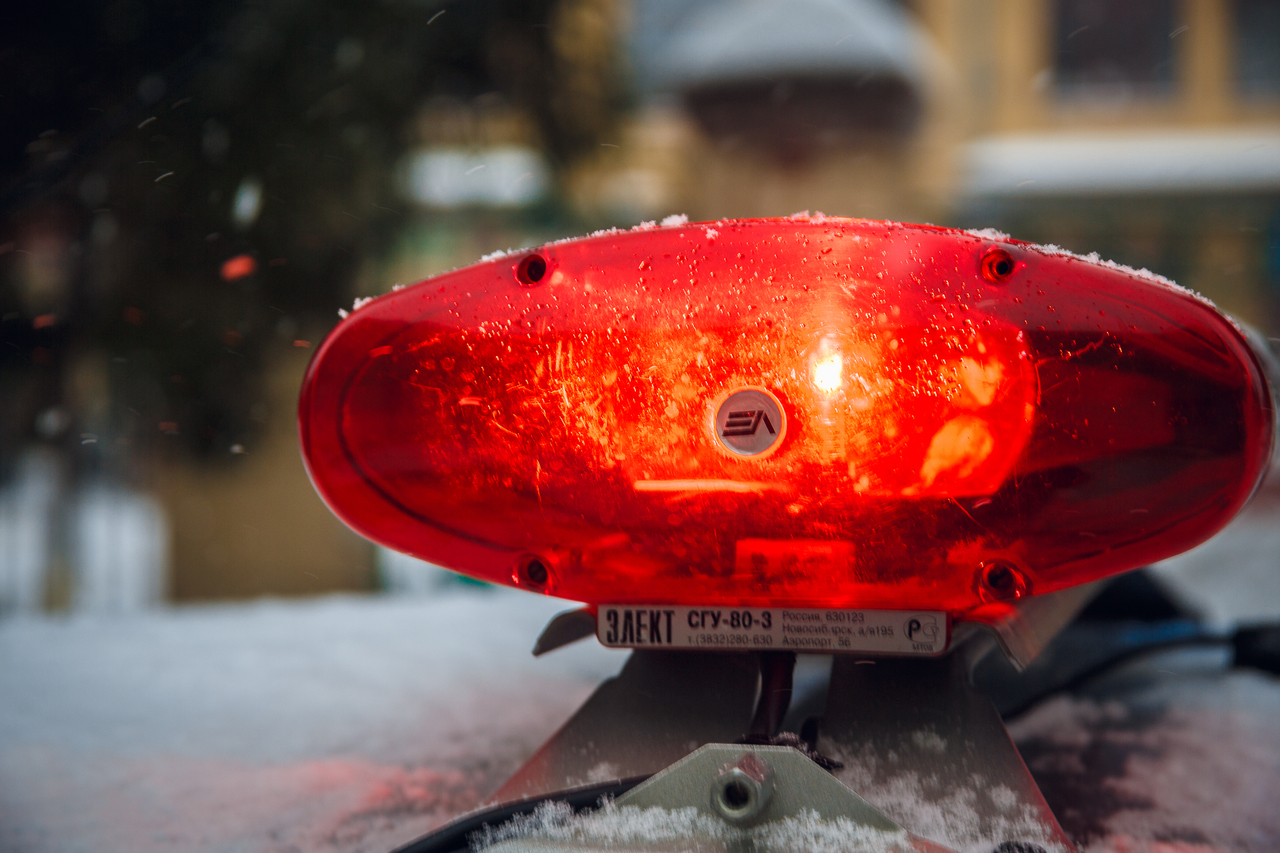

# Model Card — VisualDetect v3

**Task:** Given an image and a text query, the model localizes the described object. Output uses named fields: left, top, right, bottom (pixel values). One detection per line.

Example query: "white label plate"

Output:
left=597, top=606, right=947, bottom=655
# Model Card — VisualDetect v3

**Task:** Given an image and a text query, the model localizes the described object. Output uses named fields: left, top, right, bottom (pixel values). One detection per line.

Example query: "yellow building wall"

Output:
left=159, top=345, right=375, bottom=601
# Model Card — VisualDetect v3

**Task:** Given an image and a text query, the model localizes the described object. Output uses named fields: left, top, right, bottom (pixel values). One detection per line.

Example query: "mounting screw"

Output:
left=980, top=247, right=1016, bottom=283
left=710, top=752, right=773, bottom=825
left=978, top=560, right=1028, bottom=602
left=513, top=554, right=554, bottom=590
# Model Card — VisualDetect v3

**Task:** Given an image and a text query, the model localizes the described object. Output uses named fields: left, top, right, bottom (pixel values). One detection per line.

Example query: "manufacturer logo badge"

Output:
left=722, top=409, right=775, bottom=437
left=713, top=387, right=786, bottom=458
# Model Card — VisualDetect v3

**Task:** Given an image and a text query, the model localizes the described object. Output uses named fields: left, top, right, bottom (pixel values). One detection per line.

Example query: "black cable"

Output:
left=999, top=632, right=1229, bottom=719
left=747, top=651, right=796, bottom=739
left=1233, top=623, right=1280, bottom=675
left=996, top=620, right=1280, bottom=720
left=737, top=651, right=842, bottom=770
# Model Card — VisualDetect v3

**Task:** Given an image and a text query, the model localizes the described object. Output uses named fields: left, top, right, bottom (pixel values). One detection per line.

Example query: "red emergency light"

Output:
left=299, top=217, right=1273, bottom=621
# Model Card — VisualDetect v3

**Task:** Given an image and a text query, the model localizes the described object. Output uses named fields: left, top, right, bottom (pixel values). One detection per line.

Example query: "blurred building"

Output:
left=7, top=0, right=1278, bottom=608
left=231, top=0, right=1280, bottom=603
left=939, top=0, right=1280, bottom=333
left=570, top=0, right=1280, bottom=331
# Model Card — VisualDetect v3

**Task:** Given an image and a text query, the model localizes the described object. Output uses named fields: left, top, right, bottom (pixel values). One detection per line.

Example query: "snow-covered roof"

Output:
left=4, top=515, right=1280, bottom=853
left=963, top=126, right=1280, bottom=196
left=633, top=0, right=931, bottom=92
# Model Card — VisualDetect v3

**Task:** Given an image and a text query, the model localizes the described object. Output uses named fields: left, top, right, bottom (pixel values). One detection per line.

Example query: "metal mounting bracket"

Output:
left=818, top=650, right=1075, bottom=852
left=482, top=744, right=953, bottom=853
left=487, top=650, right=759, bottom=804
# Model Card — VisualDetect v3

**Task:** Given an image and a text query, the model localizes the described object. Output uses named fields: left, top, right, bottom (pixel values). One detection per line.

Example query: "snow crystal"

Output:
left=1025, top=242, right=1225, bottom=312
left=542, top=228, right=625, bottom=252
left=551, top=216, right=688, bottom=246
left=963, top=228, right=1225, bottom=311
left=830, top=744, right=1069, bottom=853
left=336, top=308, right=349, bottom=319
left=910, top=729, right=947, bottom=753
left=987, top=786, right=1019, bottom=813
left=470, top=800, right=576, bottom=849
left=584, top=761, right=621, bottom=784
left=472, top=802, right=912, bottom=853
left=703, top=227, right=720, bottom=240
left=479, top=248, right=513, bottom=262
left=965, top=227, right=1012, bottom=242
left=1029, top=243, right=1178, bottom=287
left=471, top=801, right=729, bottom=850
left=755, top=810, right=912, bottom=853
left=352, top=295, right=375, bottom=311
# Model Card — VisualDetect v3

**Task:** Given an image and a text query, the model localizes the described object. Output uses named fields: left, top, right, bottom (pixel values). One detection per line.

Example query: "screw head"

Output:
left=978, top=560, right=1028, bottom=602
left=513, top=553, right=554, bottom=590
left=710, top=753, right=773, bottom=825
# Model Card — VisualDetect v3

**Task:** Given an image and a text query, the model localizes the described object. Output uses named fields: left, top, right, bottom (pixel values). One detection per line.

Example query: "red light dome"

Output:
left=299, top=217, right=1273, bottom=619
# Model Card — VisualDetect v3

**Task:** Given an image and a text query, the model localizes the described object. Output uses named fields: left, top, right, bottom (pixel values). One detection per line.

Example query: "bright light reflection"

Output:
left=812, top=352, right=843, bottom=394
left=633, top=480, right=790, bottom=494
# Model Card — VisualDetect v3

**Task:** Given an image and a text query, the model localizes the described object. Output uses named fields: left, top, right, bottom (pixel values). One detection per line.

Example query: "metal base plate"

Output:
left=488, top=651, right=759, bottom=803
left=820, top=653, right=1075, bottom=852
left=479, top=645, right=1075, bottom=852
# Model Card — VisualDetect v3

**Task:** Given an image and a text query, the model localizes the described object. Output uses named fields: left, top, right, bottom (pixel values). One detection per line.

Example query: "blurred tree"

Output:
left=0, top=0, right=624, bottom=479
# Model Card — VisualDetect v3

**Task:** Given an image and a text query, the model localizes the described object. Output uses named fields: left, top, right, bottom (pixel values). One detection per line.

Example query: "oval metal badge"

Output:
left=713, top=387, right=787, bottom=459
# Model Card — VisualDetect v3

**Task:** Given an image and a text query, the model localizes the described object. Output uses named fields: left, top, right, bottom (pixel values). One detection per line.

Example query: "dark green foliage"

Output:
left=0, top=0, right=619, bottom=474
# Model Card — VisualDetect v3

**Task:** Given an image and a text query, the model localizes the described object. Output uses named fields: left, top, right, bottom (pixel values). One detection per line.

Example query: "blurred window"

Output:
left=1235, top=0, right=1280, bottom=95
left=403, top=146, right=549, bottom=208
left=1054, top=0, right=1175, bottom=97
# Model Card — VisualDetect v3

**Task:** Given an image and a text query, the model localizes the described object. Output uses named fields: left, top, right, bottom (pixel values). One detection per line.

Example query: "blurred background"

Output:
left=2, top=0, right=1279, bottom=613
